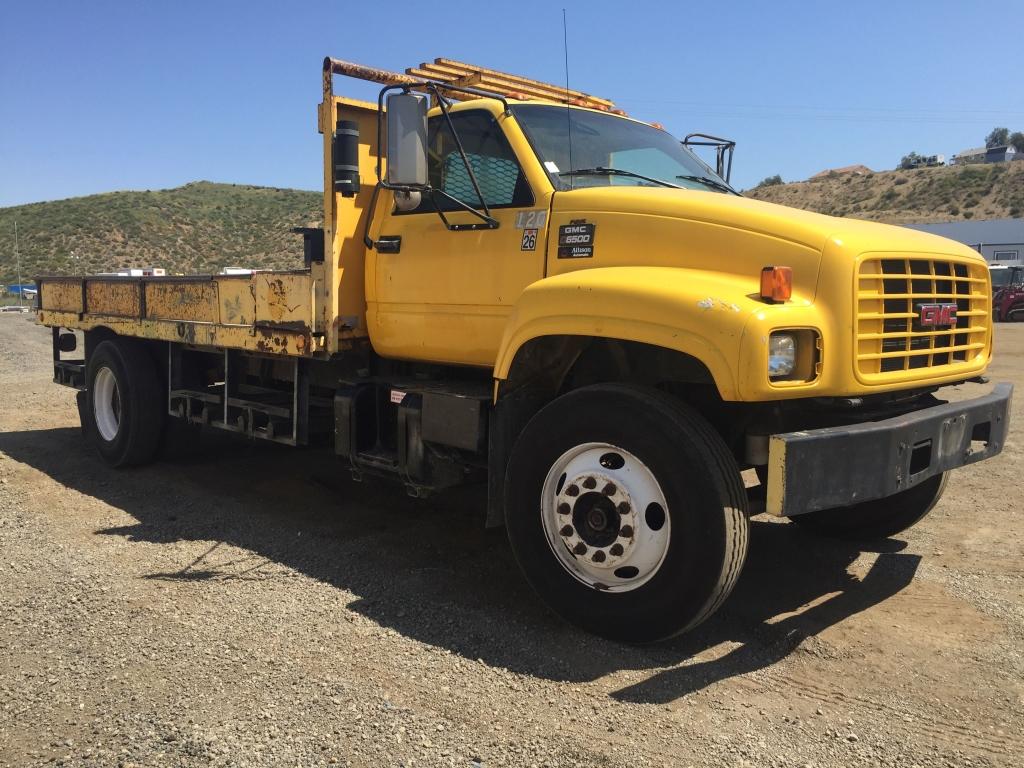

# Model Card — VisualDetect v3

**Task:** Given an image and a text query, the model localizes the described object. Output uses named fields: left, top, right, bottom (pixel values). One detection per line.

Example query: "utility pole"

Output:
left=14, top=220, right=23, bottom=308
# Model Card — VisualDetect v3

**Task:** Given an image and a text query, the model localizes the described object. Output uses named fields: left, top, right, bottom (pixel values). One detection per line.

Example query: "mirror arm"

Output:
left=364, top=83, right=500, bottom=250
left=362, top=183, right=383, bottom=249
left=363, top=183, right=498, bottom=251
left=428, top=83, right=493, bottom=220
left=682, top=133, right=736, bottom=184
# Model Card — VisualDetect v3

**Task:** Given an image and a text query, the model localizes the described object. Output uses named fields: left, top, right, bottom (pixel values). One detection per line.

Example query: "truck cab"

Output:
left=35, top=56, right=1012, bottom=642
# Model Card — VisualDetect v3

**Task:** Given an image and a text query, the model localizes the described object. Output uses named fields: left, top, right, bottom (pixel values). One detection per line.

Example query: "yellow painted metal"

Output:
left=493, top=266, right=750, bottom=398
left=86, top=279, right=141, bottom=318
left=253, top=272, right=312, bottom=328
left=218, top=277, right=256, bottom=325
left=40, top=279, right=83, bottom=313
left=37, top=271, right=320, bottom=357
left=317, top=95, right=379, bottom=352
left=37, top=309, right=313, bottom=357
left=146, top=281, right=219, bottom=323
left=365, top=100, right=553, bottom=367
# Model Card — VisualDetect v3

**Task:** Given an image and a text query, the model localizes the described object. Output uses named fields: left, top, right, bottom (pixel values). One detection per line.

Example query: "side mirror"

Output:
left=386, top=92, right=428, bottom=187
left=682, top=133, right=736, bottom=184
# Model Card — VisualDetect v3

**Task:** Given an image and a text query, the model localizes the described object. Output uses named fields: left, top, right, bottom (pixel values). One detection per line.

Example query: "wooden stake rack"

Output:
left=324, top=56, right=622, bottom=113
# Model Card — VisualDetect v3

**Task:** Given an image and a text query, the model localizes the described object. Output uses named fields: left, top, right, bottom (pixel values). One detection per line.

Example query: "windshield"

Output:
left=511, top=104, right=734, bottom=194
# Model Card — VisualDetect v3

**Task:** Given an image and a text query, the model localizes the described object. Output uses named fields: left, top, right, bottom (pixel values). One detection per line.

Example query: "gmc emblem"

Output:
left=918, top=303, right=958, bottom=327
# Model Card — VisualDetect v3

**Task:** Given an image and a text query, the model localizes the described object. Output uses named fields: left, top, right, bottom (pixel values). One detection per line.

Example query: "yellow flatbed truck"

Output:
left=37, top=57, right=1012, bottom=642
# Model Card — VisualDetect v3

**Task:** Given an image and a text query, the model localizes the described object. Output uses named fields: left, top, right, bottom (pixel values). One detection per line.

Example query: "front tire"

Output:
left=790, top=472, right=948, bottom=541
left=84, top=338, right=164, bottom=467
left=505, top=384, right=749, bottom=643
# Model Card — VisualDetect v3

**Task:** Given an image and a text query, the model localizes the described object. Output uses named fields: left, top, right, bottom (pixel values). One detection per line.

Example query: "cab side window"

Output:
left=408, top=110, right=532, bottom=212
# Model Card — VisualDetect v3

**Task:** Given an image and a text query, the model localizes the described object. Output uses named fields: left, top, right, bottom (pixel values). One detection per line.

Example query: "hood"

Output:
left=550, top=186, right=985, bottom=298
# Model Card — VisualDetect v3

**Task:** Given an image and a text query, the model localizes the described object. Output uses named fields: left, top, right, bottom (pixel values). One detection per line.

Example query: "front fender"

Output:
left=494, top=266, right=772, bottom=400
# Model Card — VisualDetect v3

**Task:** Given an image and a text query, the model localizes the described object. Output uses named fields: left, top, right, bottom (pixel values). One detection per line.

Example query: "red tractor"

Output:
left=992, top=265, right=1024, bottom=321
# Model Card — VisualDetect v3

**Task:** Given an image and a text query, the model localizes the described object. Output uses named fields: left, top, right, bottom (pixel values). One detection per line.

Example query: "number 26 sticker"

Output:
left=521, top=228, right=538, bottom=251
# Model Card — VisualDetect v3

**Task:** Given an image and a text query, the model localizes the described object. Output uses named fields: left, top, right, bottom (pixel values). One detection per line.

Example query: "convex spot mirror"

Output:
left=386, top=92, right=428, bottom=187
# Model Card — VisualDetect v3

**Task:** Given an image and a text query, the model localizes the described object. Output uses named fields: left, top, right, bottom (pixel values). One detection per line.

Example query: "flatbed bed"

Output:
left=36, top=269, right=321, bottom=358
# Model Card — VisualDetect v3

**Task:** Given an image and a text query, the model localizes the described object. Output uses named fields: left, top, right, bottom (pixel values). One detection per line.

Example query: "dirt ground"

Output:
left=1, top=314, right=1021, bottom=768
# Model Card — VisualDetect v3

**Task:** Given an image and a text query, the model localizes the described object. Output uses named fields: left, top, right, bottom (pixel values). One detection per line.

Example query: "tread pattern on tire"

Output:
left=640, top=386, right=749, bottom=633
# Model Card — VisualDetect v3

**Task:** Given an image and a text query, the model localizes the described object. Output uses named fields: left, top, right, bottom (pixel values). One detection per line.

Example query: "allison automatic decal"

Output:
left=557, top=220, right=595, bottom=259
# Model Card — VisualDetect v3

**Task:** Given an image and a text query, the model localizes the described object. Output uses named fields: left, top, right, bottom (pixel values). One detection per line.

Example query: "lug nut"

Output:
left=557, top=502, right=571, bottom=515
left=609, top=543, right=624, bottom=556
left=620, top=525, right=634, bottom=538
left=559, top=525, right=574, bottom=537
left=573, top=542, right=588, bottom=555
left=602, top=482, right=617, bottom=496
left=566, top=484, right=580, bottom=497
left=592, top=550, right=606, bottom=563
left=617, top=501, right=630, bottom=515
left=582, top=476, right=597, bottom=490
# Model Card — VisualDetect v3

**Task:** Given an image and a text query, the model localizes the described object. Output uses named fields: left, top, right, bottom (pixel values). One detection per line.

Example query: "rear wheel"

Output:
left=505, top=384, right=749, bottom=643
left=84, top=338, right=164, bottom=467
left=790, top=472, right=948, bottom=541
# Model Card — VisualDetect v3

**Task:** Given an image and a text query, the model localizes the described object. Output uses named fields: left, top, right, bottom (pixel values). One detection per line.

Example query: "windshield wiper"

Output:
left=559, top=167, right=681, bottom=189
left=675, top=174, right=737, bottom=194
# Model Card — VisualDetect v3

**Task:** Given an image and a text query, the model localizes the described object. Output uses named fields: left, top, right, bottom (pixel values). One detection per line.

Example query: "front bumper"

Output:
left=766, top=383, right=1013, bottom=516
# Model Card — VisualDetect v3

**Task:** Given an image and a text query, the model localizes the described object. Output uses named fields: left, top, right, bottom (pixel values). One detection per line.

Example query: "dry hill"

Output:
left=747, top=162, right=1024, bottom=224
left=0, top=182, right=321, bottom=282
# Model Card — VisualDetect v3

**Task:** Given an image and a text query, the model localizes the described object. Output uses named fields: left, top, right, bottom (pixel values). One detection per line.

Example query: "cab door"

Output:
left=369, top=108, right=550, bottom=367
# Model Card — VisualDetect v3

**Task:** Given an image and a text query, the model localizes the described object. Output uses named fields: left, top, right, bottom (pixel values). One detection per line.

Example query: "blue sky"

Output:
left=1, top=0, right=1020, bottom=207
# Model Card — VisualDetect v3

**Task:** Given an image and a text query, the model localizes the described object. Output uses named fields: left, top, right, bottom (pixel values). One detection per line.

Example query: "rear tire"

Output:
left=790, top=472, right=948, bottom=541
left=84, top=338, right=164, bottom=467
left=505, top=384, right=749, bottom=643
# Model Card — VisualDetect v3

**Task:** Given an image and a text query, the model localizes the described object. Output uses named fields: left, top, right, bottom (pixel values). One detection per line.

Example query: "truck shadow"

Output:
left=0, top=426, right=921, bottom=702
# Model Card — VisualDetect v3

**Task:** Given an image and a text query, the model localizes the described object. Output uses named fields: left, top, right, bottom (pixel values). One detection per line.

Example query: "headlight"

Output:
left=768, top=332, right=797, bottom=378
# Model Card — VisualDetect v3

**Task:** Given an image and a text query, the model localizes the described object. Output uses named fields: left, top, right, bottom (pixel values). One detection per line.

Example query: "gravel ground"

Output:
left=1, top=313, right=1022, bottom=768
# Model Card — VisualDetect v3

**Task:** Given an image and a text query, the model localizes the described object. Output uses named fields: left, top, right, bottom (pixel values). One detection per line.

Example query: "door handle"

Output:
left=377, top=236, right=402, bottom=254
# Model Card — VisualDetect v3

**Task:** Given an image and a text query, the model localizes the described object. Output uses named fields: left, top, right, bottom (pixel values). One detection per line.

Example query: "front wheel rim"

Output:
left=541, top=442, right=671, bottom=593
left=92, top=366, right=121, bottom=442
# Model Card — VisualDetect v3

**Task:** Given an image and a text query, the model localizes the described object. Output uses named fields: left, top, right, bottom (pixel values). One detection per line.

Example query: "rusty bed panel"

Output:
left=146, top=281, right=219, bottom=323
left=218, top=278, right=256, bottom=325
left=86, top=279, right=142, bottom=318
left=38, top=310, right=315, bottom=357
left=254, top=272, right=313, bottom=330
left=36, top=271, right=321, bottom=357
left=40, top=279, right=84, bottom=313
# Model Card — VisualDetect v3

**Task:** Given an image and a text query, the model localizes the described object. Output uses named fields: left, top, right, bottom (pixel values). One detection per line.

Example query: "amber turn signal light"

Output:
left=760, top=266, right=793, bottom=303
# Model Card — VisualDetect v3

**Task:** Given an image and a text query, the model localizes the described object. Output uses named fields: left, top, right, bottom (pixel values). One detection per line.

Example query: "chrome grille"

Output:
left=856, top=257, right=989, bottom=380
